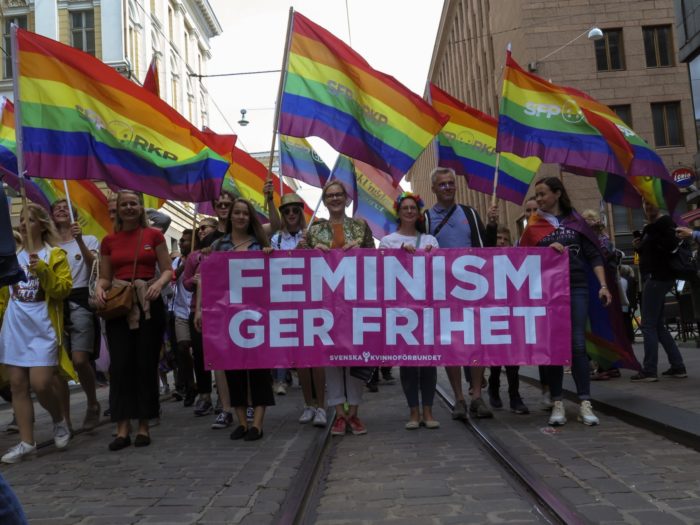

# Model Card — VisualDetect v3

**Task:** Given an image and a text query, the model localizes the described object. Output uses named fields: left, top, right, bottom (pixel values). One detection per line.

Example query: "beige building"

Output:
left=1, top=0, right=222, bottom=247
left=409, top=0, right=698, bottom=254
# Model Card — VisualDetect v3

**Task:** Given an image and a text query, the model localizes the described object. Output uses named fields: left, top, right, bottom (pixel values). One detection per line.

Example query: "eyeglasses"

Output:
left=282, top=206, right=301, bottom=216
left=324, top=192, right=345, bottom=200
left=215, top=202, right=232, bottom=209
left=438, top=181, right=456, bottom=190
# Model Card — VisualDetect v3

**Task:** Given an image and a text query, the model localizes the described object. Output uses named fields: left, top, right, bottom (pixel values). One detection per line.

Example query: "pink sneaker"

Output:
left=331, top=416, right=347, bottom=436
left=347, top=416, right=367, bottom=435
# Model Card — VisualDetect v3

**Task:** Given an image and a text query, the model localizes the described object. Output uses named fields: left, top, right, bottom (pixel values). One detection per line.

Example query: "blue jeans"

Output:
left=273, top=369, right=288, bottom=382
left=548, top=287, right=591, bottom=401
left=641, top=279, right=685, bottom=376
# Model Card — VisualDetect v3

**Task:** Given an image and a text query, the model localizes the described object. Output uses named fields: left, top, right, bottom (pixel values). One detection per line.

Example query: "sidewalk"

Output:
left=521, top=341, right=700, bottom=446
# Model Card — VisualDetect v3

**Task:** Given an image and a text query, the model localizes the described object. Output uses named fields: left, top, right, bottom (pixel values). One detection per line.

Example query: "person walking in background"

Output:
left=170, top=229, right=195, bottom=407
left=521, top=177, right=612, bottom=427
left=487, top=224, right=529, bottom=415
left=0, top=204, right=73, bottom=463
left=51, top=200, right=102, bottom=430
left=94, top=190, right=173, bottom=451
left=632, top=201, right=688, bottom=382
left=300, top=180, right=374, bottom=436
left=379, top=192, right=440, bottom=430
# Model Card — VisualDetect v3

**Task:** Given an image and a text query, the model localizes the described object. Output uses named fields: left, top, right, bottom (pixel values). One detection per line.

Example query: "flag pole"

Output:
left=267, top=6, right=295, bottom=204
left=10, top=24, right=33, bottom=254
left=491, top=152, right=501, bottom=207
left=62, top=180, right=76, bottom=223
left=190, top=205, right=197, bottom=254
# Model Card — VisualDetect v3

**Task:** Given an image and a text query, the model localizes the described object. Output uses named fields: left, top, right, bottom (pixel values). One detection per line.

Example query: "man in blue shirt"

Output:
left=425, top=167, right=497, bottom=419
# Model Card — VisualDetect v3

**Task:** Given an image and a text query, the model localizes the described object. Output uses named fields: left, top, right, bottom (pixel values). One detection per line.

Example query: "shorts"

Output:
left=67, top=302, right=96, bottom=353
left=175, top=317, right=191, bottom=344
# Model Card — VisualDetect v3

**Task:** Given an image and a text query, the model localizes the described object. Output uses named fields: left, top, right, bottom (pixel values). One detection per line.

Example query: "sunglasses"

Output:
left=215, top=202, right=232, bottom=209
left=324, top=192, right=345, bottom=200
left=282, top=206, right=302, bottom=216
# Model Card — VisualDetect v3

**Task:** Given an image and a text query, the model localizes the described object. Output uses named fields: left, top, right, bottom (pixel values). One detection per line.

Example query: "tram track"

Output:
left=434, top=384, right=592, bottom=525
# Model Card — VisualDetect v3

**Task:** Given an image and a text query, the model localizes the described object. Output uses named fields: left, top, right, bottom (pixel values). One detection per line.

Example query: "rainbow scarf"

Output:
left=15, top=27, right=231, bottom=202
left=497, top=51, right=632, bottom=176
left=279, top=12, right=448, bottom=184
left=521, top=210, right=640, bottom=370
left=279, top=135, right=330, bottom=188
left=430, top=84, right=540, bottom=205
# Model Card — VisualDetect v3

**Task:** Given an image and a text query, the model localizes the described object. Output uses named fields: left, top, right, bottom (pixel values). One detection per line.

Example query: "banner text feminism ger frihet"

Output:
left=201, top=248, right=571, bottom=370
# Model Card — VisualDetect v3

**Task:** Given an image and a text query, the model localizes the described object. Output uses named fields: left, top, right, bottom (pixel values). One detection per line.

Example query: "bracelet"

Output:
left=600, top=285, right=607, bottom=289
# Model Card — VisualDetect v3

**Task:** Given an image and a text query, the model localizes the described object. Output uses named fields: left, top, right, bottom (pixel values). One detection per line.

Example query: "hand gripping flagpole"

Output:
left=10, top=24, right=33, bottom=254
left=266, top=6, right=295, bottom=210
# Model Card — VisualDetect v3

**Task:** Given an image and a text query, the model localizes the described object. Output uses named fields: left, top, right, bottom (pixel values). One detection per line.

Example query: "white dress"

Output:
left=0, top=248, right=58, bottom=367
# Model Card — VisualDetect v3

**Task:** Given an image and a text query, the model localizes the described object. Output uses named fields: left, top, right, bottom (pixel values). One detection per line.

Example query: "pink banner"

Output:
left=201, top=248, right=571, bottom=369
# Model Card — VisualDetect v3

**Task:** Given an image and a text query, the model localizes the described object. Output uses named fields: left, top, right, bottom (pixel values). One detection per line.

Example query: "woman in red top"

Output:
left=94, top=190, right=173, bottom=451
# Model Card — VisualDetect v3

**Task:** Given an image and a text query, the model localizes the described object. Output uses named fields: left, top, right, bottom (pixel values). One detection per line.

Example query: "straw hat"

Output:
left=279, top=193, right=304, bottom=210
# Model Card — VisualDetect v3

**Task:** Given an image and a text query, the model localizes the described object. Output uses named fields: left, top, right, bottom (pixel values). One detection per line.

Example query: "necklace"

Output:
left=231, top=237, right=254, bottom=250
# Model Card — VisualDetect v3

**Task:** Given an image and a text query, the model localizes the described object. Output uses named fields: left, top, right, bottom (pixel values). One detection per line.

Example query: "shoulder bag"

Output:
left=96, top=228, right=143, bottom=320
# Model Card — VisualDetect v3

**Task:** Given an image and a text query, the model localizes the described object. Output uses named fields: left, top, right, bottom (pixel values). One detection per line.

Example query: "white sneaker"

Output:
left=540, top=392, right=554, bottom=410
left=275, top=382, right=287, bottom=395
left=299, top=406, right=316, bottom=424
left=53, top=420, right=71, bottom=449
left=2, top=441, right=36, bottom=464
left=548, top=400, right=567, bottom=426
left=578, top=400, right=599, bottom=426
left=313, top=408, right=327, bottom=427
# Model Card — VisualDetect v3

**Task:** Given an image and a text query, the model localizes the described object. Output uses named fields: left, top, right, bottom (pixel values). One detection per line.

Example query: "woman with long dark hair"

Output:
left=522, top=177, right=612, bottom=427
left=94, top=190, right=173, bottom=450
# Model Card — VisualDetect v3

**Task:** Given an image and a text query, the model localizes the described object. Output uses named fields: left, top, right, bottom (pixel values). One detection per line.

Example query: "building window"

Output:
left=611, top=205, right=646, bottom=257
left=184, top=31, right=189, bottom=63
left=71, top=11, right=95, bottom=55
left=610, top=104, right=632, bottom=127
left=3, top=16, right=28, bottom=79
left=651, top=102, right=683, bottom=147
left=643, top=26, right=674, bottom=68
left=168, top=6, right=174, bottom=41
left=595, top=29, right=625, bottom=71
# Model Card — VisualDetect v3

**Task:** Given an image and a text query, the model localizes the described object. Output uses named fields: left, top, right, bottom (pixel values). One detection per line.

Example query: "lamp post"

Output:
left=528, top=27, right=604, bottom=72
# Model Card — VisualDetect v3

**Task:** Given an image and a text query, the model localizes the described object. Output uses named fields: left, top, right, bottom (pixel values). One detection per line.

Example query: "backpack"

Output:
left=669, top=240, right=700, bottom=281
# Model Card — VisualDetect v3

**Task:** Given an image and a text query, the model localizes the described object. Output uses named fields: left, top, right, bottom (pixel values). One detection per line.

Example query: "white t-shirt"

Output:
left=0, top=248, right=58, bottom=367
left=271, top=230, right=304, bottom=250
left=59, top=235, right=99, bottom=288
left=379, top=232, right=439, bottom=250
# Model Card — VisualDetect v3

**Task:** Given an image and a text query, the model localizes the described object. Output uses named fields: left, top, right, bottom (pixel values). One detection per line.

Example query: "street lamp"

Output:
left=238, top=109, right=249, bottom=127
left=528, top=27, right=604, bottom=72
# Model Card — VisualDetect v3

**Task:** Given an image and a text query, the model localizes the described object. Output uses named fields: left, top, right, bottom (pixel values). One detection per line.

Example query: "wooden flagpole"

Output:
left=62, top=180, right=76, bottom=223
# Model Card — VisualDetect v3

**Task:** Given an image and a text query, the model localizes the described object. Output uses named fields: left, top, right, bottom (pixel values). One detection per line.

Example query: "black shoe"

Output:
left=630, top=372, right=658, bottom=382
left=103, top=408, right=111, bottom=417
left=183, top=391, right=196, bottom=407
left=244, top=427, right=263, bottom=441
left=230, top=425, right=247, bottom=440
left=134, top=434, right=151, bottom=447
left=661, top=367, right=688, bottom=378
left=509, top=395, right=530, bottom=415
left=488, top=390, right=503, bottom=409
left=108, top=436, right=131, bottom=451
left=172, top=390, right=184, bottom=402
left=367, top=383, right=378, bottom=393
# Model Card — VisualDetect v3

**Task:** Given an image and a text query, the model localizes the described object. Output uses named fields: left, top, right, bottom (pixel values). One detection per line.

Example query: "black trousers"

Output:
left=488, top=366, right=520, bottom=398
left=189, top=313, right=212, bottom=395
left=106, top=297, right=165, bottom=421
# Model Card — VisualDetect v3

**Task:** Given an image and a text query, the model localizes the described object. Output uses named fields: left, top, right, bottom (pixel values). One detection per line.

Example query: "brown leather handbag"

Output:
left=96, top=228, right=143, bottom=320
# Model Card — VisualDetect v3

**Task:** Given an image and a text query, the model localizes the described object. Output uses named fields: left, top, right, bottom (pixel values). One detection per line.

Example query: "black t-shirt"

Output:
left=638, top=215, right=677, bottom=281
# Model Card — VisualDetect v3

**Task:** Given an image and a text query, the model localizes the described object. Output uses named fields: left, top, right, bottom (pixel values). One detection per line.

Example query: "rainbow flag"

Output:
left=497, top=51, right=632, bottom=176
left=328, top=154, right=358, bottom=206
left=198, top=131, right=312, bottom=221
left=279, top=12, right=448, bottom=184
left=353, top=160, right=401, bottom=239
left=15, top=27, right=232, bottom=202
left=518, top=212, right=557, bottom=247
left=558, top=85, right=680, bottom=211
left=593, top=171, right=642, bottom=208
left=143, top=55, right=160, bottom=97
left=430, top=84, right=540, bottom=205
left=279, top=135, right=330, bottom=188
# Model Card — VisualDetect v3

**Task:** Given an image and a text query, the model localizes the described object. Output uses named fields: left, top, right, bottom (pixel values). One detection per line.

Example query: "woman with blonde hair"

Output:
left=0, top=203, right=73, bottom=463
left=95, top=190, right=173, bottom=450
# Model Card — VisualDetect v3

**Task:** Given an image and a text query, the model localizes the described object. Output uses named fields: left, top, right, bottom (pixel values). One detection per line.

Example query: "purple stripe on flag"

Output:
left=0, top=166, right=52, bottom=210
